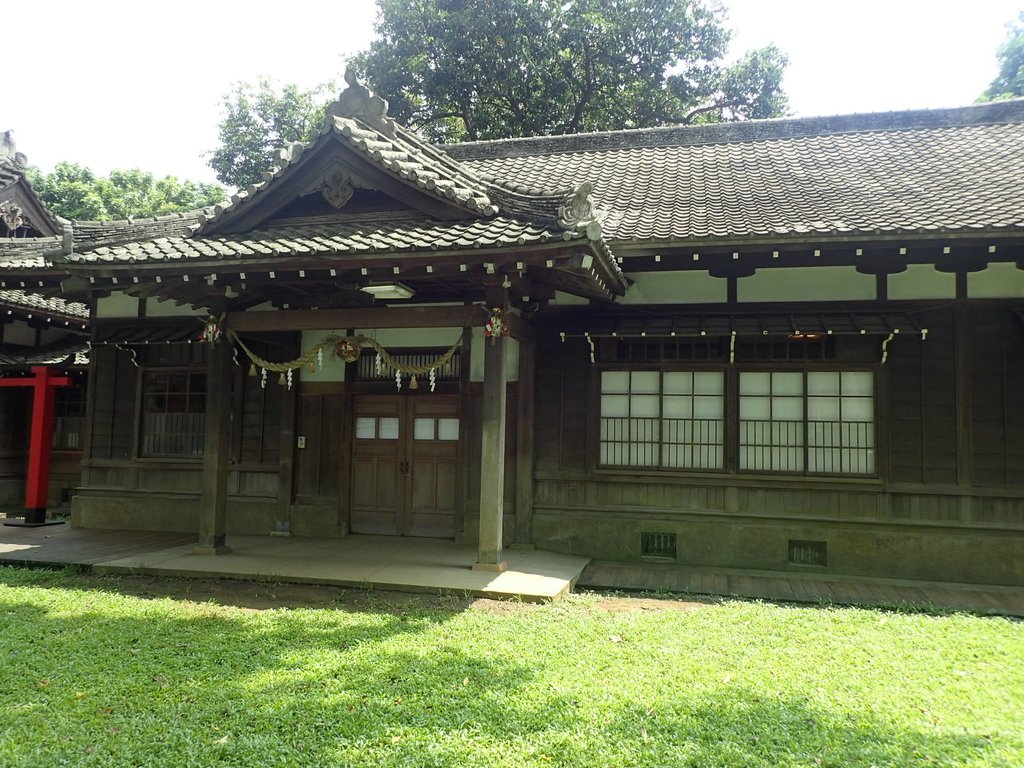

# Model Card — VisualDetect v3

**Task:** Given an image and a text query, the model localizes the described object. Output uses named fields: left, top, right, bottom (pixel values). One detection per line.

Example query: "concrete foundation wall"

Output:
left=532, top=507, right=1024, bottom=586
left=72, top=493, right=278, bottom=536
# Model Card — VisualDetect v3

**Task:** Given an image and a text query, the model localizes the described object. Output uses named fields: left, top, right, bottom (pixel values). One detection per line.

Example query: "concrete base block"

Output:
left=472, top=560, right=508, bottom=573
left=193, top=545, right=232, bottom=556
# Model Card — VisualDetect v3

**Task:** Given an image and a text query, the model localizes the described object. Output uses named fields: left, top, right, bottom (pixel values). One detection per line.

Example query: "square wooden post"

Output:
left=196, top=339, right=232, bottom=554
left=474, top=321, right=508, bottom=572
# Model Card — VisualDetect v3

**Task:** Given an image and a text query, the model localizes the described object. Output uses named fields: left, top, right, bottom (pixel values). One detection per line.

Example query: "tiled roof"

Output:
left=0, top=336, right=89, bottom=366
left=0, top=288, right=89, bottom=320
left=62, top=213, right=589, bottom=266
left=197, top=75, right=499, bottom=233
left=0, top=237, right=61, bottom=269
left=197, top=73, right=586, bottom=235
left=0, top=164, right=19, bottom=192
left=446, top=101, right=1024, bottom=244
left=72, top=210, right=211, bottom=248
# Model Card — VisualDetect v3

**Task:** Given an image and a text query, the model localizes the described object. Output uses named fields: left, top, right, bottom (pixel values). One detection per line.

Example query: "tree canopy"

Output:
left=207, top=78, right=337, bottom=190
left=980, top=12, right=1024, bottom=102
left=208, top=0, right=787, bottom=187
left=352, top=0, right=788, bottom=143
left=27, top=163, right=224, bottom=221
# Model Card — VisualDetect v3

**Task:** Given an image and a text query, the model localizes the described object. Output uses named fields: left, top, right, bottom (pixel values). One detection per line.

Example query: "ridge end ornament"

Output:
left=0, top=130, right=27, bottom=170
left=328, top=70, right=396, bottom=137
left=557, top=182, right=603, bottom=238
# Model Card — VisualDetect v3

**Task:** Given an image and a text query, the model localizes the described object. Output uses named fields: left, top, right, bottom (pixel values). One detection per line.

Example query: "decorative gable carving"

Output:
left=296, top=162, right=379, bottom=211
left=1, top=201, right=24, bottom=232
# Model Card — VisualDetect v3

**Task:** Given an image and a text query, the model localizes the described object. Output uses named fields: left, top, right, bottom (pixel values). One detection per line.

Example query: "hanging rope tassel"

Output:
left=880, top=331, right=896, bottom=365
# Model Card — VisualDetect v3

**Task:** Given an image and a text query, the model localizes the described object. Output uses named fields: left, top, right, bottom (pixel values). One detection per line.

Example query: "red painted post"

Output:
left=0, top=366, right=73, bottom=526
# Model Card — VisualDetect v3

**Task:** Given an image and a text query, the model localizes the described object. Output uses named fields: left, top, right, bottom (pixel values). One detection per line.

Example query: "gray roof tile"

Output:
left=0, top=288, right=89, bottom=319
left=63, top=214, right=586, bottom=266
left=447, top=101, right=1024, bottom=244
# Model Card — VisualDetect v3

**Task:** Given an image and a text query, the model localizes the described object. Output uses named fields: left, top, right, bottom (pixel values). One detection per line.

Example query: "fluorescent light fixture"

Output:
left=360, top=282, right=415, bottom=300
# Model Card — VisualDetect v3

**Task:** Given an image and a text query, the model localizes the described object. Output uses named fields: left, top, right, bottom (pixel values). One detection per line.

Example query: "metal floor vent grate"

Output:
left=788, top=539, right=827, bottom=567
left=641, top=531, right=677, bottom=559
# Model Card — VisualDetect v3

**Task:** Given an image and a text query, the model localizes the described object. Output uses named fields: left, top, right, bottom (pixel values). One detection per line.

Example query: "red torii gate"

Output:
left=0, top=365, right=72, bottom=527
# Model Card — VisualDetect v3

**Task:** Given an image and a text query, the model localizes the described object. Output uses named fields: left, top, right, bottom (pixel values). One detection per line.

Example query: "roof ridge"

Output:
left=443, top=99, right=1024, bottom=160
left=69, top=208, right=214, bottom=227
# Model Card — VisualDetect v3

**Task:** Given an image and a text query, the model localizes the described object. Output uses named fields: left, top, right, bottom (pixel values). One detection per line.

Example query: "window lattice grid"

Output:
left=806, top=371, right=875, bottom=474
left=600, top=370, right=724, bottom=470
left=52, top=383, right=86, bottom=451
left=739, top=370, right=875, bottom=475
left=355, top=350, right=460, bottom=381
left=140, top=370, right=207, bottom=458
left=739, top=371, right=805, bottom=472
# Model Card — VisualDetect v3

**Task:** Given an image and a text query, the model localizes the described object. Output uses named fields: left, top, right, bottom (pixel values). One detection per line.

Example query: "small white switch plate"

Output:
left=297, top=436, right=306, bottom=449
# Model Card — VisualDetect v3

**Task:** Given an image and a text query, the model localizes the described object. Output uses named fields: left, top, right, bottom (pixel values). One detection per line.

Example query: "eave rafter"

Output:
left=66, top=235, right=622, bottom=309
left=613, top=236, right=1024, bottom=275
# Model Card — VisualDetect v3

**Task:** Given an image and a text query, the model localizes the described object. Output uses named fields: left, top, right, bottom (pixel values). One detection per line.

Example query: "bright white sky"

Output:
left=6, top=0, right=1021, bottom=187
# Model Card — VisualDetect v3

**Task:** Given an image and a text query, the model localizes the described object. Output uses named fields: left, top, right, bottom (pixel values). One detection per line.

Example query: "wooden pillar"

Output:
left=513, top=339, right=535, bottom=547
left=474, top=303, right=509, bottom=572
left=196, top=340, right=232, bottom=554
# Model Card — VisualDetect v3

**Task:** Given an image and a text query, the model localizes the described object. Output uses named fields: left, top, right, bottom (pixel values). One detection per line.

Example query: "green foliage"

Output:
left=980, top=12, right=1024, bottom=101
left=27, top=163, right=224, bottom=221
left=207, top=78, right=337, bottom=188
left=351, top=0, right=789, bottom=142
left=1, top=567, right=1023, bottom=767
left=208, top=1, right=788, bottom=185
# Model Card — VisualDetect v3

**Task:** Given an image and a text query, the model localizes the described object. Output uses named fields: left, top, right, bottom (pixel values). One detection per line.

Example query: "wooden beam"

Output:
left=226, top=305, right=488, bottom=332
left=505, top=311, right=535, bottom=343
left=196, top=340, right=232, bottom=554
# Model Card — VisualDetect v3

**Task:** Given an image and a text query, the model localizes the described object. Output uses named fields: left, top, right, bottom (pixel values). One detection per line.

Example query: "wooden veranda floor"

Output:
left=1, top=523, right=1021, bottom=614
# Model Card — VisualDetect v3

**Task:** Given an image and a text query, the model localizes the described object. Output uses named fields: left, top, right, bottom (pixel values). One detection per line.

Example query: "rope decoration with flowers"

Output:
left=208, top=315, right=465, bottom=392
left=483, top=307, right=509, bottom=344
left=199, top=313, right=224, bottom=344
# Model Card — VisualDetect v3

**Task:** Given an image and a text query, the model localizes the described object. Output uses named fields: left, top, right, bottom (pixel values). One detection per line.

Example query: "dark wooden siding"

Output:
left=969, top=306, right=1024, bottom=486
left=886, top=309, right=958, bottom=485
left=536, top=335, right=589, bottom=473
left=0, top=389, right=28, bottom=503
left=88, top=346, right=138, bottom=461
left=235, top=336, right=295, bottom=467
left=296, top=385, right=345, bottom=500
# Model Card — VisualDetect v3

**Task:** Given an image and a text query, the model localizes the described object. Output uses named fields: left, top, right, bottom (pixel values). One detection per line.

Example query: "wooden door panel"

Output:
left=407, top=396, right=459, bottom=537
left=350, top=394, right=461, bottom=538
left=350, top=397, right=404, bottom=535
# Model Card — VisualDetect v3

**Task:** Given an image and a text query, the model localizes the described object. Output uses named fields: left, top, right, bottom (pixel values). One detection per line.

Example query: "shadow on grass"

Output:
left=1, top=570, right=1016, bottom=767
left=0, top=564, right=479, bottom=613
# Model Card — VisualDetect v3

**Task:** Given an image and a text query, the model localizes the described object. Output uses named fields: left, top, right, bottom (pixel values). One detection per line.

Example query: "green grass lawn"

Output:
left=1, top=567, right=1021, bottom=767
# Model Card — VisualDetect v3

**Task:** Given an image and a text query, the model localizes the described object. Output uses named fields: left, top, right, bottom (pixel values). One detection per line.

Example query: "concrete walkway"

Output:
left=2, top=524, right=1022, bottom=614
left=0, top=524, right=588, bottom=602
left=94, top=534, right=589, bottom=602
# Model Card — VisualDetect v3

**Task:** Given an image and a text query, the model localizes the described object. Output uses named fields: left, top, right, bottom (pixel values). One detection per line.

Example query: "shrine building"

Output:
left=4, top=77, right=1024, bottom=585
